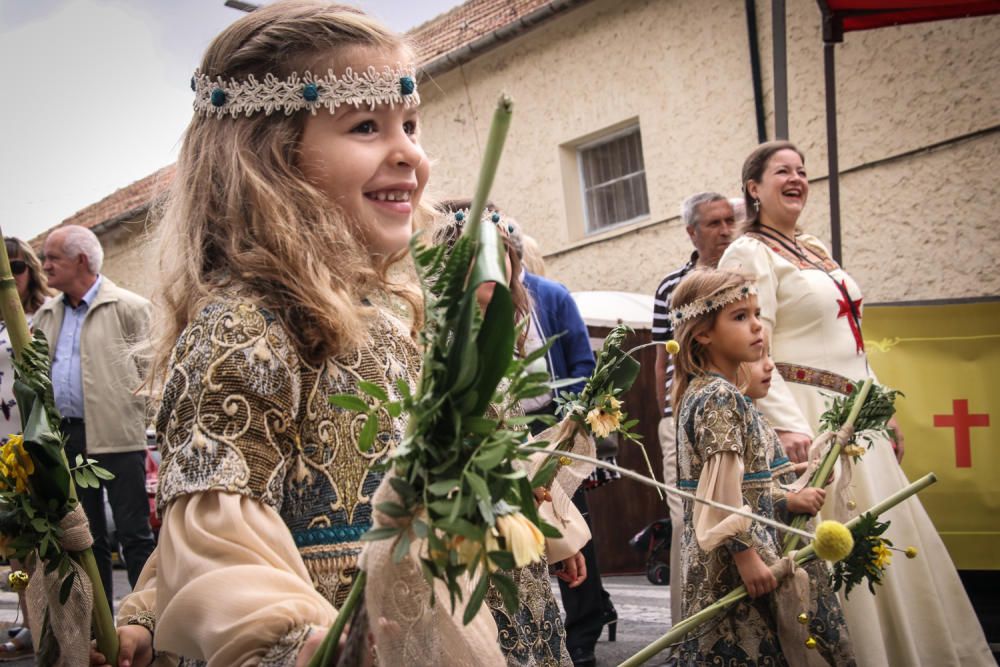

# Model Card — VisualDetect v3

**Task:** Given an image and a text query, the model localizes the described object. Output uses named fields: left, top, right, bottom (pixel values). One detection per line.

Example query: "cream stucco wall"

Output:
left=418, top=0, right=1000, bottom=302
left=98, top=215, right=158, bottom=299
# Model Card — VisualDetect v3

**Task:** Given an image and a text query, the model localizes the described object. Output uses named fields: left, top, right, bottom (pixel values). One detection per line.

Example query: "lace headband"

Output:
left=670, top=282, right=758, bottom=324
left=431, top=208, right=515, bottom=249
left=191, top=64, right=419, bottom=118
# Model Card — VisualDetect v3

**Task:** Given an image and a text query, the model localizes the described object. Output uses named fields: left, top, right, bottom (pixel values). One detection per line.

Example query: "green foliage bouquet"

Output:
left=783, top=378, right=901, bottom=552
left=0, top=239, right=118, bottom=665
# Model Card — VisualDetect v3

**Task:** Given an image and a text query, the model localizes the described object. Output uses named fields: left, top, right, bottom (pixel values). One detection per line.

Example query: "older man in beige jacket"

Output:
left=34, top=225, right=155, bottom=603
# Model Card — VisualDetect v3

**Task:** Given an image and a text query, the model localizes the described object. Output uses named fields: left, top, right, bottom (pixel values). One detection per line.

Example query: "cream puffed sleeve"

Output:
left=154, top=491, right=337, bottom=666
left=719, top=236, right=813, bottom=437
left=116, top=548, right=161, bottom=652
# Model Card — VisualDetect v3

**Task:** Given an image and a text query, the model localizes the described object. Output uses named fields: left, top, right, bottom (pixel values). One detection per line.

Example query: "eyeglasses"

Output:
left=9, top=260, right=27, bottom=276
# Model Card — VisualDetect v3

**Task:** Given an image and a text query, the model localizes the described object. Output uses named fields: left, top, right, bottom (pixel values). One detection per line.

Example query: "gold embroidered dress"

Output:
left=720, top=234, right=993, bottom=666
left=676, top=374, right=785, bottom=666
left=482, top=392, right=578, bottom=667
left=149, top=298, right=421, bottom=665
left=754, top=404, right=855, bottom=666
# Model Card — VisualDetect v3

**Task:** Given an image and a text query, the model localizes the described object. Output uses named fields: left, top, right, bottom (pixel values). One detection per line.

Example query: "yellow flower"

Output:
left=585, top=406, right=621, bottom=438
left=665, top=340, right=680, bottom=355
left=905, top=546, right=918, bottom=559
left=608, top=396, right=622, bottom=411
left=496, top=512, right=545, bottom=568
left=805, top=637, right=817, bottom=650
left=842, top=444, right=866, bottom=458
left=813, top=520, right=854, bottom=562
left=872, top=541, right=892, bottom=569
left=0, top=435, right=34, bottom=494
left=454, top=530, right=502, bottom=572
left=7, top=570, right=28, bottom=592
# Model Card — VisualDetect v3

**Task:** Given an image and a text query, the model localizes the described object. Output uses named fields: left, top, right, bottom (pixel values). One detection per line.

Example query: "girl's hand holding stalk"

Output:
left=732, top=549, right=777, bottom=599
left=787, top=487, right=825, bottom=516
left=89, top=626, right=154, bottom=667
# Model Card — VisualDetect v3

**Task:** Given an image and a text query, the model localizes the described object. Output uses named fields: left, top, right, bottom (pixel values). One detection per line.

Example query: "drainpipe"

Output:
left=821, top=5, right=845, bottom=265
left=745, top=0, right=767, bottom=144
left=772, top=0, right=788, bottom=139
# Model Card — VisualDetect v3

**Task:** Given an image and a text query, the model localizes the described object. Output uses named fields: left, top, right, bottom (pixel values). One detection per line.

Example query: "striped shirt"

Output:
left=652, top=252, right=697, bottom=417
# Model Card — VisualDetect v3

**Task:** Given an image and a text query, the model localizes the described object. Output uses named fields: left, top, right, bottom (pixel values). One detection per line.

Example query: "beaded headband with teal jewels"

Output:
left=670, top=281, right=758, bottom=324
left=431, top=208, right=515, bottom=249
left=191, top=64, right=419, bottom=118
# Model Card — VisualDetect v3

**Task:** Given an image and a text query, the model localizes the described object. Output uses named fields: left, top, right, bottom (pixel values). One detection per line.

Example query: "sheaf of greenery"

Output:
left=0, top=333, right=112, bottom=607
left=330, top=217, right=561, bottom=618
left=830, top=511, right=892, bottom=597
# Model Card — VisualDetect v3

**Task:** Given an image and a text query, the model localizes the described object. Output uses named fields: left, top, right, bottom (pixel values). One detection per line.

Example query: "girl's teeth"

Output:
left=370, top=190, right=410, bottom=202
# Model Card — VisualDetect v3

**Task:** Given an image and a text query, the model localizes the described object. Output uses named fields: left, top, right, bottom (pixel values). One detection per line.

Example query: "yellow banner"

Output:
left=864, top=301, right=1000, bottom=570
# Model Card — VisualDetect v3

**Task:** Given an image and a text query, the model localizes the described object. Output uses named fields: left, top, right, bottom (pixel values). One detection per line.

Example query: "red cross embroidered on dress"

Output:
left=836, top=280, right=864, bottom=354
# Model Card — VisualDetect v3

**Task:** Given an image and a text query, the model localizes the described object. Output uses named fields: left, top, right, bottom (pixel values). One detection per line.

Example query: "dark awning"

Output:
left=820, top=1, right=1000, bottom=38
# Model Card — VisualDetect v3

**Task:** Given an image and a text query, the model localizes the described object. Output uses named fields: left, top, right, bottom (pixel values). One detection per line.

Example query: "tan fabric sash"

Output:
left=360, top=471, right=506, bottom=666
left=769, top=557, right=828, bottom=666
left=25, top=504, right=95, bottom=667
left=788, top=424, right=858, bottom=520
left=530, top=418, right=594, bottom=563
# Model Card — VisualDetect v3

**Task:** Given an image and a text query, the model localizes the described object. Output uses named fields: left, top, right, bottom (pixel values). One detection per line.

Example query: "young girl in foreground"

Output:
left=95, top=1, right=436, bottom=665
left=671, top=269, right=849, bottom=665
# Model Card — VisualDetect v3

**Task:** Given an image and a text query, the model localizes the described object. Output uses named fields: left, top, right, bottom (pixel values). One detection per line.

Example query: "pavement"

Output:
left=0, top=568, right=994, bottom=666
left=0, top=569, right=673, bottom=666
left=558, top=574, right=675, bottom=667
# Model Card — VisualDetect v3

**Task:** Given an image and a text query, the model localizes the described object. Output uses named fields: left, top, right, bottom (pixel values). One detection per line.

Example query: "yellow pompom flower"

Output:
left=872, top=541, right=892, bottom=569
left=496, top=512, right=545, bottom=568
left=665, top=340, right=680, bottom=355
left=905, top=546, right=918, bottom=559
left=805, top=637, right=817, bottom=650
left=813, top=520, right=854, bottom=562
left=0, top=435, right=34, bottom=494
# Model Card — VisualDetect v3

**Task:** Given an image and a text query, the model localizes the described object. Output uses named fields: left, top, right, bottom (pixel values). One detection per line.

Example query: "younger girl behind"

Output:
left=742, top=348, right=855, bottom=665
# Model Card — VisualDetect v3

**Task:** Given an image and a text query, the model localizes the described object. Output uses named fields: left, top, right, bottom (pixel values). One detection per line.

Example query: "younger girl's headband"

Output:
left=431, top=208, right=515, bottom=249
left=191, top=64, right=420, bottom=118
left=670, top=281, right=758, bottom=325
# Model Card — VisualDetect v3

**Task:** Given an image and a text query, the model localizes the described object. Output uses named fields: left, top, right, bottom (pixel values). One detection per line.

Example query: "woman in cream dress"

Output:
left=719, top=141, right=993, bottom=666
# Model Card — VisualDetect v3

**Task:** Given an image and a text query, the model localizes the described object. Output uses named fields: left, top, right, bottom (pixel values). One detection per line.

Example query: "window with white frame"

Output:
left=578, top=126, right=650, bottom=232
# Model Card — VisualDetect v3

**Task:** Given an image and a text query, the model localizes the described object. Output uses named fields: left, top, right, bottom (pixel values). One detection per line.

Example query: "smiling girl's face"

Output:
left=297, top=46, right=430, bottom=256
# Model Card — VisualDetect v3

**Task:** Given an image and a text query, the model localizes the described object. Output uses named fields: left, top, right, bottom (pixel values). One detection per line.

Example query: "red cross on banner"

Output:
left=835, top=280, right=864, bottom=354
left=933, top=399, right=990, bottom=468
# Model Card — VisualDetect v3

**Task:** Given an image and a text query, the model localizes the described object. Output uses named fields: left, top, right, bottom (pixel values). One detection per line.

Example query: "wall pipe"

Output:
left=746, top=0, right=768, bottom=144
